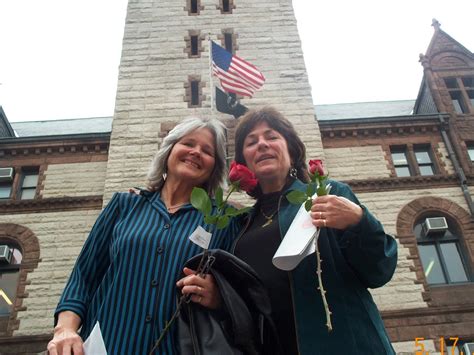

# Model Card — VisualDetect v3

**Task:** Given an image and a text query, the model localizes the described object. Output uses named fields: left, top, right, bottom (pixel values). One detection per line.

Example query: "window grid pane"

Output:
left=419, top=165, right=435, bottom=176
left=395, top=166, right=411, bottom=177
left=20, top=188, right=36, bottom=200
left=392, top=152, right=408, bottom=165
left=418, top=244, right=446, bottom=284
left=415, top=150, right=432, bottom=164
left=0, top=271, right=20, bottom=316
left=440, top=243, right=469, bottom=283
left=0, top=185, right=12, bottom=199
left=468, top=147, right=474, bottom=162
left=22, top=174, right=38, bottom=188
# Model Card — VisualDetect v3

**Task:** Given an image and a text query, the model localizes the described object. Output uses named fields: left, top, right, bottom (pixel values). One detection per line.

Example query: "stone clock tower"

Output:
left=104, top=0, right=322, bottom=198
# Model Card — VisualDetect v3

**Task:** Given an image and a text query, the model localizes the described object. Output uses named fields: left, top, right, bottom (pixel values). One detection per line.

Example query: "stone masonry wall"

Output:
left=0, top=210, right=101, bottom=335
left=356, top=187, right=470, bottom=311
left=42, top=162, right=107, bottom=198
left=324, top=145, right=391, bottom=180
left=104, top=0, right=321, bottom=201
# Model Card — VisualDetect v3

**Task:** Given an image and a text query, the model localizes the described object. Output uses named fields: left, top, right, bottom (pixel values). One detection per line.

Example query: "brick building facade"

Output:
left=0, top=1, right=472, bottom=353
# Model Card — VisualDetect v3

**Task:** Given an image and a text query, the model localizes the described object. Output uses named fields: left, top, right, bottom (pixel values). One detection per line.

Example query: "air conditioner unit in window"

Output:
left=463, top=342, right=474, bottom=354
left=0, top=167, right=14, bottom=182
left=0, top=245, right=13, bottom=264
left=422, top=217, right=448, bottom=237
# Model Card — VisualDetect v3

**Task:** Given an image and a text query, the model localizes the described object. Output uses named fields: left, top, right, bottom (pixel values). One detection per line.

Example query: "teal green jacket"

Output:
left=239, top=179, right=397, bottom=354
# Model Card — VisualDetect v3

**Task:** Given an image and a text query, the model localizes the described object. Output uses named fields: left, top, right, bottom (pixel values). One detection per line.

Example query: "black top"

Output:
left=234, top=191, right=298, bottom=355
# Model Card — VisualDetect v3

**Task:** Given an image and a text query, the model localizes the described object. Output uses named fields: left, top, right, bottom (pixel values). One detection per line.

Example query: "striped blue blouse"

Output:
left=55, top=190, right=240, bottom=354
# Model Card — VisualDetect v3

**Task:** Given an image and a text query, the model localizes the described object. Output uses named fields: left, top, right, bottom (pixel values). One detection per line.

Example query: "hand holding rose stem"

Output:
left=149, top=162, right=256, bottom=353
left=287, top=159, right=333, bottom=331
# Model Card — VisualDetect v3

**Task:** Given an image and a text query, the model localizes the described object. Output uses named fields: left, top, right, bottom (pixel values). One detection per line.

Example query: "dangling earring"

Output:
left=289, top=167, right=297, bottom=179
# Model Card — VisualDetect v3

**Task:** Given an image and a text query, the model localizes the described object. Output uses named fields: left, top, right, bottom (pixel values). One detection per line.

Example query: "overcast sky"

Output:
left=0, top=0, right=473, bottom=122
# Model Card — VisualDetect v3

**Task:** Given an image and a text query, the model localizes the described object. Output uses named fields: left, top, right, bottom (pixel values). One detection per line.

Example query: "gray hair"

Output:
left=146, top=116, right=227, bottom=196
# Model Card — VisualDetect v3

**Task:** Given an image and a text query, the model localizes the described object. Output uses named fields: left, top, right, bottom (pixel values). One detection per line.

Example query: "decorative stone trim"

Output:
left=183, top=75, right=205, bottom=108
left=0, top=333, right=50, bottom=353
left=345, top=174, right=461, bottom=193
left=218, top=28, right=238, bottom=54
left=0, top=224, right=40, bottom=336
left=0, top=137, right=109, bottom=159
left=184, top=30, right=204, bottom=58
left=184, top=0, right=203, bottom=15
left=382, top=303, right=474, bottom=343
left=217, top=0, right=235, bottom=14
left=0, top=196, right=103, bottom=215
left=321, top=122, right=441, bottom=140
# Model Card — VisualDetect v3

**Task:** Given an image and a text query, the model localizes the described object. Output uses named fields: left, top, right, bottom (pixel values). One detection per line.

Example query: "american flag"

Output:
left=211, top=41, right=265, bottom=98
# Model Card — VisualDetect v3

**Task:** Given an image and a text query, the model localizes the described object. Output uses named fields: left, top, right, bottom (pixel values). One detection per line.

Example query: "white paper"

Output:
left=273, top=185, right=331, bottom=271
left=83, top=322, right=107, bottom=355
left=189, top=225, right=212, bottom=249
left=272, top=202, right=318, bottom=271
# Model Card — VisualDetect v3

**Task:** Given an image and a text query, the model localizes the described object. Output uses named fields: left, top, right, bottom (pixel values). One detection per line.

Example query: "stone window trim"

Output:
left=217, top=0, right=235, bottom=14
left=0, top=224, right=40, bottom=336
left=184, top=0, right=203, bottom=15
left=217, top=29, right=238, bottom=55
left=184, top=30, right=204, bottom=58
left=386, top=143, right=444, bottom=178
left=0, top=165, right=44, bottom=201
left=396, top=196, right=473, bottom=305
left=184, top=75, right=206, bottom=108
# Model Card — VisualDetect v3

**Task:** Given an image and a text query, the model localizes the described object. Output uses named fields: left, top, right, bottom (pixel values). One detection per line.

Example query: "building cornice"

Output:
left=0, top=195, right=103, bottom=215
left=345, top=174, right=471, bottom=194
left=0, top=134, right=110, bottom=158
left=318, top=114, right=449, bottom=139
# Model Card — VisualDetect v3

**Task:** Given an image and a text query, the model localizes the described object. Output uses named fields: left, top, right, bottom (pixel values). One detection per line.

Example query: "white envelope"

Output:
left=272, top=202, right=319, bottom=271
left=83, top=321, right=107, bottom=355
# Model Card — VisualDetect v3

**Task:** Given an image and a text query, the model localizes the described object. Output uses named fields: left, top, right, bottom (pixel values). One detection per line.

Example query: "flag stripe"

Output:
left=212, top=65, right=256, bottom=94
left=213, top=65, right=254, bottom=97
left=211, top=41, right=265, bottom=98
left=214, top=64, right=260, bottom=91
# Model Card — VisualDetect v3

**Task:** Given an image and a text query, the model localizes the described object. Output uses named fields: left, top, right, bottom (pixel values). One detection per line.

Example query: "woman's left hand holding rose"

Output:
left=311, top=195, right=363, bottom=230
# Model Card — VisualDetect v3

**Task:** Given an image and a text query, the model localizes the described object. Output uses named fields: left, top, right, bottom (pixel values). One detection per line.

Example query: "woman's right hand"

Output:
left=47, top=311, right=83, bottom=355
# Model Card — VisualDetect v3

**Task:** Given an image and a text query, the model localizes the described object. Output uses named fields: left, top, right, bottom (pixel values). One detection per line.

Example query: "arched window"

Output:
left=414, top=215, right=471, bottom=285
left=0, top=244, right=22, bottom=317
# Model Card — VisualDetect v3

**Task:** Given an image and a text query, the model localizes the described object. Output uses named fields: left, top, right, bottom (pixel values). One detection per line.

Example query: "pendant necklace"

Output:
left=260, top=207, right=278, bottom=228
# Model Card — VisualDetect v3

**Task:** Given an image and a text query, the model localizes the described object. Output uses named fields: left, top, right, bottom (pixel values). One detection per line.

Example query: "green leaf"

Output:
left=215, top=187, right=223, bottom=209
left=317, top=184, right=328, bottom=197
left=226, top=206, right=252, bottom=216
left=216, top=215, right=230, bottom=229
left=233, top=206, right=252, bottom=216
left=304, top=199, right=312, bottom=212
left=286, top=190, right=308, bottom=205
left=306, top=183, right=316, bottom=197
left=191, top=187, right=212, bottom=215
left=204, top=215, right=218, bottom=225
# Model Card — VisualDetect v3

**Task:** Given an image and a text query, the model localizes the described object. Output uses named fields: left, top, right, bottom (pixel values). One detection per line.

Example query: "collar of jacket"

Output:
left=236, top=178, right=308, bottom=245
left=276, top=179, right=307, bottom=238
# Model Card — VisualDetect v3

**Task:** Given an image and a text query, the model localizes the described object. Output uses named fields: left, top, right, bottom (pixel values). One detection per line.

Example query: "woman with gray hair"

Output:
left=48, top=117, right=240, bottom=355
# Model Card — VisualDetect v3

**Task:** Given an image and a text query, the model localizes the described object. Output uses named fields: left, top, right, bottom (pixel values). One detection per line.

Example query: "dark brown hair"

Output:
left=234, top=106, right=309, bottom=196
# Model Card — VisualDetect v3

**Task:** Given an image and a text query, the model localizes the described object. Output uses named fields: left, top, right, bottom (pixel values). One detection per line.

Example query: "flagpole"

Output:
left=208, top=34, right=215, bottom=116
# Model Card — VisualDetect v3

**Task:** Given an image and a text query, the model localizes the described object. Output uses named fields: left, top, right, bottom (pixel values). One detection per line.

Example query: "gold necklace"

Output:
left=260, top=207, right=278, bottom=228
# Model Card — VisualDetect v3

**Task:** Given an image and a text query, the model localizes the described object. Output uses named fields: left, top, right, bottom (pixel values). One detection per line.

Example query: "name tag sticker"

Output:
left=189, top=226, right=212, bottom=249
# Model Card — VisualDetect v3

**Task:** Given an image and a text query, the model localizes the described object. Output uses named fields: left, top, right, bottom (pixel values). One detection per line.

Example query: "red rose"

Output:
left=229, top=161, right=258, bottom=193
left=309, top=159, right=325, bottom=176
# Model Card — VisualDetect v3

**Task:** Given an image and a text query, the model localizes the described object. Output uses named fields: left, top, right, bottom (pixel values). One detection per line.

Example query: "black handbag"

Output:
left=177, top=250, right=280, bottom=355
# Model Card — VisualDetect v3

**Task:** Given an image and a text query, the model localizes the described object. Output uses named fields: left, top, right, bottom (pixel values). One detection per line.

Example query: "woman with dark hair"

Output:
left=47, top=117, right=240, bottom=355
left=231, top=106, right=397, bottom=354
